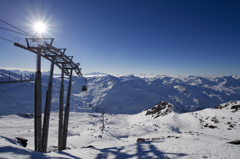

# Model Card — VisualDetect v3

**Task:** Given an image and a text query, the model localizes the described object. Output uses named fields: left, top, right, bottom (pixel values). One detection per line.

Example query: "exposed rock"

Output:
left=166, top=135, right=181, bottom=139
left=208, top=125, right=217, bottom=129
left=145, top=101, right=179, bottom=119
left=231, top=105, right=240, bottom=112
left=137, top=138, right=145, bottom=143
left=211, top=117, right=220, bottom=123
left=82, top=145, right=95, bottom=148
left=204, top=124, right=217, bottom=129
left=215, top=101, right=240, bottom=113
left=152, top=138, right=160, bottom=141
left=215, top=102, right=230, bottom=109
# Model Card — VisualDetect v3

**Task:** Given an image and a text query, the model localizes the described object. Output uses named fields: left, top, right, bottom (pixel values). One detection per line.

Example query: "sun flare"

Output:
left=34, top=22, right=46, bottom=33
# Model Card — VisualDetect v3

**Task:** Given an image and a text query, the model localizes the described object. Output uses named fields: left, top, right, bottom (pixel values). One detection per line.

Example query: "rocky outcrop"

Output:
left=144, top=101, right=179, bottom=118
left=136, top=138, right=145, bottom=143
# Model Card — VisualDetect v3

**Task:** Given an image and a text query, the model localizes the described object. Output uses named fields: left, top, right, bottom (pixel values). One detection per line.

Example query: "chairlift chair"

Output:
left=81, top=79, right=87, bottom=93
left=89, top=104, right=92, bottom=109
left=81, top=85, right=87, bottom=92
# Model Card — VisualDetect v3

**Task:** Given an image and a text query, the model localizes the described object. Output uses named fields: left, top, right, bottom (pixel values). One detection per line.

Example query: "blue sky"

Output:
left=0, top=0, right=240, bottom=76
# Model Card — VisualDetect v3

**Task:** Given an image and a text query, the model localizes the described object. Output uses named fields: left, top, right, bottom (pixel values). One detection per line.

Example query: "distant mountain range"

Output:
left=0, top=69, right=240, bottom=115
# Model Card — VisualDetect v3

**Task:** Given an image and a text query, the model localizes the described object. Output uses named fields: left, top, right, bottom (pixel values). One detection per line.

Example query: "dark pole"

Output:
left=62, top=69, right=73, bottom=150
left=102, top=112, right=105, bottom=132
left=58, top=63, right=64, bottom=151
left=42, top=57, right=55, bottom=152
left=34, top=48, right=42, bottom=152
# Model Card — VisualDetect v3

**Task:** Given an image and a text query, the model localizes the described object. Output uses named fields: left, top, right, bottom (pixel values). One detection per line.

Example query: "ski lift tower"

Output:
left=14, top=38, right=82, bottom=152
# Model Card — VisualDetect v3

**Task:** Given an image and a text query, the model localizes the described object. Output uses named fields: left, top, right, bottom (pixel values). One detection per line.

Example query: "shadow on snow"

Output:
left=95, top=140, right=187, bottom=159
left=0, top=136, right=80, bottom=159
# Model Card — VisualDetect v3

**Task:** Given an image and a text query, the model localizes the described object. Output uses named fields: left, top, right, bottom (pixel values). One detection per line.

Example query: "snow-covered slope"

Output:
left=0, top=101, right=239, bottom=158
left=1, top=69, right=240, bottom=115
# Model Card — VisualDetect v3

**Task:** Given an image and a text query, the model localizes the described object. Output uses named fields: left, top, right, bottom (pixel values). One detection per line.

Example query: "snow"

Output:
left=0, top=69, right=240, bottom=158
left=1, top=107, right=239, bottom=158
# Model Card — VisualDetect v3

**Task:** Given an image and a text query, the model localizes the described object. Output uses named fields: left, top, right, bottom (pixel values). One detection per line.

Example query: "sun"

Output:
left=34, top=22, right=46, bottom=33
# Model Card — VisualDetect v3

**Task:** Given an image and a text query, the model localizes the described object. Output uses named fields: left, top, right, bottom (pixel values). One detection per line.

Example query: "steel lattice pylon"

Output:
left=15, top=38, right=82, bottom=152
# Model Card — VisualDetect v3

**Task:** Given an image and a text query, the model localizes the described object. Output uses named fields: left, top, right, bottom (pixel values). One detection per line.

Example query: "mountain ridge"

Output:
left=0, top=69, right=240, bottom=115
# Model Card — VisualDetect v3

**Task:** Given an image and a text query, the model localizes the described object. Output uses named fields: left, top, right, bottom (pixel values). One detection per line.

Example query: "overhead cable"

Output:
left=0, top=19, right=35, bottom=37
left=0, top=88, right=31, bottom=114
left=0, top=26, right=29, bottom=36
left=0, top=36, right=15, bottom=43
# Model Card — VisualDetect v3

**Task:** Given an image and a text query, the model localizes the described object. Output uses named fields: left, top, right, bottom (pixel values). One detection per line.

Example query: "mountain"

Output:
left=0, top=69, right=240, bottom=158
left=80, top=74, right=240, bottom=114
left=0, top=69, right=240, bottom=116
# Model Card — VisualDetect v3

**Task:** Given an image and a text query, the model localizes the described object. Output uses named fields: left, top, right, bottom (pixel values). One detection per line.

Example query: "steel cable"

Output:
left=0, top=19, right=35, bottom=37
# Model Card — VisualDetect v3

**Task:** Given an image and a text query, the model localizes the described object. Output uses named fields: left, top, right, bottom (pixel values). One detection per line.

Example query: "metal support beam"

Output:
left=14, top=38, right=82, bottom=152
left=42, top=57, right=55, bottom=152
left=14, top=41, right=82, bottom=77
left=35, top=49, right=42, bottom=152
left=62, top=69, right=73, bottom=150
left=58, top=63, right=64, bottom=151
left=102, top=112, right=105, bottom=132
